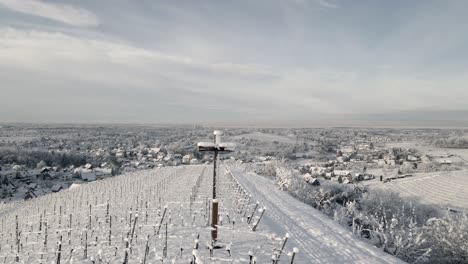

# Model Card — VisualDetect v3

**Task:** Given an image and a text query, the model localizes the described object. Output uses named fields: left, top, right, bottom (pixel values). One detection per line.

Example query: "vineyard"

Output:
left=377, top=170, right=468, bottom=210
left=0, top=165, right=290, bottom=263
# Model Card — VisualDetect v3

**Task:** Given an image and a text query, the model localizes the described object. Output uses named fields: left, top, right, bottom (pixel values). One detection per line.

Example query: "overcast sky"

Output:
left=0, top=0, right=467, bottom=125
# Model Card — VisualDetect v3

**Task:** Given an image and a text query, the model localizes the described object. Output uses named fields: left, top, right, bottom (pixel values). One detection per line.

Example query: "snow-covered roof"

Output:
left=51, top=184, right=62, bottom=192
left=95, top=168, right=112, bottom=176
left=69, top=183, right=81, bottom=189
left=309, top=178, right=320, bottom=185
left=334, top=170, right=351, bottom=176
left=81, top=171, right=96, bottom=181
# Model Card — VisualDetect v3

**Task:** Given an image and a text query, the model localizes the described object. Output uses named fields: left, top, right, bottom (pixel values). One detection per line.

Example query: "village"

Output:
left=297, top=140, right=464, bottom=186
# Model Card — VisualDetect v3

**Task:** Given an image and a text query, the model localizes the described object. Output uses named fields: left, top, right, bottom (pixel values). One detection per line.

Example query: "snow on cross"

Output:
left=197, top=130, right=235, bottom=243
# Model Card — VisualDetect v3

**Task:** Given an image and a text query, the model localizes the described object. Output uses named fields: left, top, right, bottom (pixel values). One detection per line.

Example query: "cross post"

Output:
left=197, top=130, right=235, bottom=243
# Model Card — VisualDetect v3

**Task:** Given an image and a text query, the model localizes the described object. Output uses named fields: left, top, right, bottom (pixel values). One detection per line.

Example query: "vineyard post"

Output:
left=15, top=215, right=19, bottom=262
left=108, top=216, right=112, bottom=246
left=163, top=223, right=168, bottom=258
left=252, top=207, right=266, bottom=232
left=106, top=202, right=110, bottom=224
left=290, top=248, right=299, bottom=264
left=248, top=202, right=259, bottom=224
left=129, top=214, right=138, bottom=246
left=83, top=230, right=88, bottom=260
left=123, top=233, right=130, bottom=264
left=156, top=206, right=167, bottom=235
left=274, top=233, right=290, bottom=264
left=44, top=222, right=48, bottom=249
left=143, top=235, right=149, bottom=264
left=59, top=206, right=62, bottom=227
left=39, top=214, right=42, bottom=231
left=56, top=235, right=62, bottom=264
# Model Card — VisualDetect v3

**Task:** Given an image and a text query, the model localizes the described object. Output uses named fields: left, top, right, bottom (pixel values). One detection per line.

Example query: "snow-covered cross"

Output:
left=197, top=130, right=235, bottom=242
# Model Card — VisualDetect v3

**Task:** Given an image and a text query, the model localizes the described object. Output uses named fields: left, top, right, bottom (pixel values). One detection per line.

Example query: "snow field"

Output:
left=377, top=170, right=468, bottom=210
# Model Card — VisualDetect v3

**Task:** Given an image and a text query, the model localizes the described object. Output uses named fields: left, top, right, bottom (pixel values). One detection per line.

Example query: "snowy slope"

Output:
left=228, top=167, right=405, bottom=264
left=0, top=165, right=284, bottom=263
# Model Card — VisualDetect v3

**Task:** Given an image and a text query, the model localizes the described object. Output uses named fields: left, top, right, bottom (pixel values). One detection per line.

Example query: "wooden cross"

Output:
left=197, top=130, right=235, bottom=242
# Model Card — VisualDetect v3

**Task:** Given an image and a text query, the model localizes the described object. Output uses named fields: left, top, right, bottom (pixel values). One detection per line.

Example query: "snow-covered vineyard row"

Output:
left=0, top=165, right=287, bottom=263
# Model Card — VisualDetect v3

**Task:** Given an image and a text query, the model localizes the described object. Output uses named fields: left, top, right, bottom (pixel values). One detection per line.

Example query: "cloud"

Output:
left=0, top=27, right=280, bottom=120
left=0, top=27, right=271, bottom=79
left=315, top=0, right=338, bottom=9
left=0, top=0, right=99, bottom=27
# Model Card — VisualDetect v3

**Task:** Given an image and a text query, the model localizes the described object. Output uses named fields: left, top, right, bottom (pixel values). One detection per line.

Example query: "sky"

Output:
left=0, top=0, right=467, bottom=126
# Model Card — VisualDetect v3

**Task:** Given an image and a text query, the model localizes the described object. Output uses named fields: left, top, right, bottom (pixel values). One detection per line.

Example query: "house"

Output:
left=51, top=184, right=62, bottom=192
left=440, top=159, right=452, bottom=165
left=40, top=167, right=50, bottom=174
left=182, top=155, right=191, bottom=164
left=95, top=168, right=112, bottom=177
left=81, top=171, right=96, bottom=181
left=24, top=192, right=35, bottom=200
left=61, top=173, right=73, bottom=181
left=407, top=155, right=420, bottom=162
left=308, top=178, right=320, bottom=186
left=354, top=173, right=364, bottom=181
left=173, top=154, right=183, bottom=164
left=40, top=172, right=52, bottom=180
left=310, top=167, right=327, bottom=176
left=342, top=179, right=351, bottom=184
left=334, top=170, right=352, bottom=177
left=163, top=154, right=173, bottom=162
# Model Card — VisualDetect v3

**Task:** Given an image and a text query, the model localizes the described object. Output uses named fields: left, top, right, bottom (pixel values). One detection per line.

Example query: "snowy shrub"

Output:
left=254, top=162, right=278, bottom=179
left=424, top=213, right=468, bottom=263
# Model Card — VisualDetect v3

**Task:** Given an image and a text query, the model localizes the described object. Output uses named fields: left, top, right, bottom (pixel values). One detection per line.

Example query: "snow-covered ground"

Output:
left=227, top=166, right=404, bottom=264
left=0, top=163, right=410, bottom=263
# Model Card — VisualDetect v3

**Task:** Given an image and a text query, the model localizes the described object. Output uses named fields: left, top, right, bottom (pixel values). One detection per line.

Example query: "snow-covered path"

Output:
left=230, top=169, right=404, bottom=264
